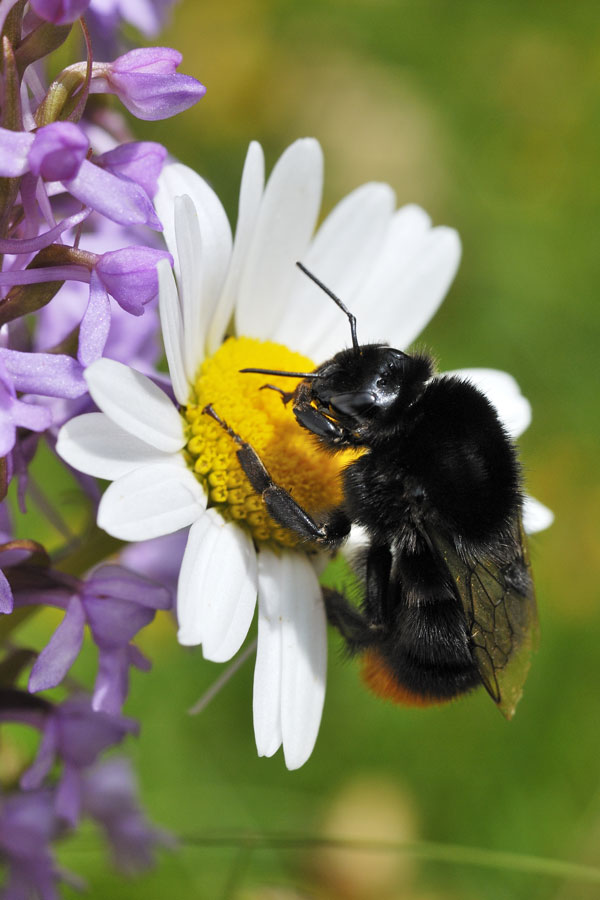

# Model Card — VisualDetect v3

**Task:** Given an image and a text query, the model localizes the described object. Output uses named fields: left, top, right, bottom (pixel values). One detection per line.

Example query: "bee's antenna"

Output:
left=240, top=367, right=318, bottom=378
left=296, top=261, right=360, bottom=354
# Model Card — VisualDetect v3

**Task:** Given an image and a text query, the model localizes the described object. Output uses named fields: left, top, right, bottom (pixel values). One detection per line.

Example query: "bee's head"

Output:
left=309, top=344, right=433, bottom=440
left=239, top=262, right=434, bottom=445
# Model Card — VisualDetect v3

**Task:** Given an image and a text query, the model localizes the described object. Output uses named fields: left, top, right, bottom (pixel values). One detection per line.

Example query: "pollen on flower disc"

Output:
left=184, top=337, right=350, bottom=550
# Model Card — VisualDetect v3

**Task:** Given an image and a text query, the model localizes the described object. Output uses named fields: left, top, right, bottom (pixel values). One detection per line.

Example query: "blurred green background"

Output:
left=17, top=0, right=600, bottom=897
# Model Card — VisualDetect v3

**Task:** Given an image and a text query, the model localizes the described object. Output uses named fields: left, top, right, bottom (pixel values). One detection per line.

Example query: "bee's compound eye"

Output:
left=329, top=391, right=376, bottom=416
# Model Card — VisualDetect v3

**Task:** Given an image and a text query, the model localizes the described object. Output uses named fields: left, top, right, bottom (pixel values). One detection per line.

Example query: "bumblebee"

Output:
left=205, top=263, right=538, bottom=717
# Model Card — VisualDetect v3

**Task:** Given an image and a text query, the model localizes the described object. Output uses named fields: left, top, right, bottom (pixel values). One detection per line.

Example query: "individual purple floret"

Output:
left=1, top=235, right=168, bottom=366
left=95, top=246, right=172, bottom=315
left=0, top=356, right=52, bottom=461
left=0, top=124, right=162, bottom=232
left=78, top=269, right=112, bottom=367
left=25, top=564, right=171, bottom=714
left=0, top=349, right=88, bottom=484
left=0, top=129, right=39, bottom=178
left=30, top=0, right=91, bottom=25
left=0, top=122, right=88, bottom=182
left=21, top=695, right=139, bottom=825
left=85, top=0, right=178, bottom=59
left=0, top=349, right=87, bottom=400
left=63, top=244, right=170, bottom=364
left=0, top=787, right=66, bottom=900
left=82, top=757, right=175, bottom=873
left=120, top=529, right=187, bottom=606
left=90, top=0, right=176, bottom=39
left=27, top=122, right=90, bottom=182
left=64, top=158, right=163, bottom=230
left=34, top=213, right=164, bottom=385
left=95, top=141, right=167, bottom=198
left=90, top=47, right=206, bottom=120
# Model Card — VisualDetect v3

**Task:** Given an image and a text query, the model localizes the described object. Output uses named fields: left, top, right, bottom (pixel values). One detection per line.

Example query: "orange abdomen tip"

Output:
left=361, top=650, right=453, bottom=708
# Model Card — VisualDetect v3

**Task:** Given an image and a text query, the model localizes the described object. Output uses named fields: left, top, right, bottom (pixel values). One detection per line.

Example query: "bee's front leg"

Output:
left=202, top=405, right=351, bottom=549
left=293, top=402, right=346, bottom=441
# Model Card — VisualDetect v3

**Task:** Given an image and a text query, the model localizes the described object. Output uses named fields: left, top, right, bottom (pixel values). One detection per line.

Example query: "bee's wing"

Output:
left=426, top=518, right=538, bottom=719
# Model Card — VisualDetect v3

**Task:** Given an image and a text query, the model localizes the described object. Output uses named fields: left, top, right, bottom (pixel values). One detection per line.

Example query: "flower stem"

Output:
left=179, top=832, right=600, bottom=885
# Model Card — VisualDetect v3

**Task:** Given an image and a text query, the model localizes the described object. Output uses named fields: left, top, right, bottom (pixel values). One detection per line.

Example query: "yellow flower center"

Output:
left=183, top=337, right=350, bottom=550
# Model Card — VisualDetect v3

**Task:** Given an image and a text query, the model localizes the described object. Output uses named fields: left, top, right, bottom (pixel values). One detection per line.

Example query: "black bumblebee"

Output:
left=205, top=263, right=538, bottom=718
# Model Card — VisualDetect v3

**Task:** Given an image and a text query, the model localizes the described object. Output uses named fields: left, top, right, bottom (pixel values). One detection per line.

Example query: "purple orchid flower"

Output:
left=90, top=0, right=176, bottom=38
left=95, top=245, right=172, bottom=314
left=120, top=528, right=187, bottom=607
left=36, top=249, right=162, bottom=375
left=95, top=141, right=167, bottom=198
left=82, top=757, right=175, bottom=873
left=85, top=0, right=178, bottom=59
left=0, top=207, right=91, bottom=257
left=27, top=122, right=90, bottom=182
left=90, top=47, right=206, bottom=120
left=24, top=564, right=171, bottom=715
left=78, top=268, right=112, bottom=367
left=3, top=430, right=41, bottom=514
left=63, top=158, right=163, bottom=230
left=29, top=215, right=164, bottom=445
left=77, top=244, right=171, bottom=364
left=0, top=349, right=86, bottom=400
left=1, top=238, right=169, bottom=368
left=0, top=345, right=86, bottom=500
left=0, top=787, right=66, bottom=900
left=0, top=356, right=51, bottom=462
left=0, top=124, right=162, bottom=231
left=0, top=122, right=89, bottom=182
left=0, top=129, right=38, bottom=178
left=21, top=695, right=139, bottom=825
left=30, top=0, right=91, bottom=25
left=0, top=350, right=88, bottom=489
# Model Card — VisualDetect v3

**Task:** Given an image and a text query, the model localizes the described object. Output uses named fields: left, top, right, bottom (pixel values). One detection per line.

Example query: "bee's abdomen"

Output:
left=362, top=594, right=481, bottom=705
left=361, top=646, right=481, bottom=706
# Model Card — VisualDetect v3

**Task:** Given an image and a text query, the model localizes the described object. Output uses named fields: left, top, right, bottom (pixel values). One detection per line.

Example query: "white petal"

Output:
left=309, top=209, right=460, bottom=361
left=253, top=549, right=284, bottom=758
left=156, top=163, right=233, bottom=375
left=157, top=259, right=188, bottom=405
left=56, top=412, right=177, bottom=480
left=236, top=138, right=324, bottom=341
left=85, top=358, right=185, bottom=453
left=154, top=166, right=185, bottom=275
left=523, top=496, right=554, bottom=534
left=177, top=511, right=258, bottom=657
left=272, top=182, right=396, bottom=357
left=379, top=204, right=433, bottom=268
left=280, top=554, right=327, bottom=770
left=98, top=463, right=206, bottom=541
left=207, top=141, right=265, bottom=354
left=304, top=204, right=430, bottom=360
left=173, top=195, right=206, bottom=380
left=359, top=219, right=460, bottom=351
left=155, top=161, right=232, bottom=299
left=198, top=521, right=257, bottom=662
left=177, top=511, right=221, bottom=646
left=448, top=368, right=532, bottom=438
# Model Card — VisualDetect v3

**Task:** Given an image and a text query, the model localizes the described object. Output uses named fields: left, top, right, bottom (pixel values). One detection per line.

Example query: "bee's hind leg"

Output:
left=322, top=588, right=383, bottom=651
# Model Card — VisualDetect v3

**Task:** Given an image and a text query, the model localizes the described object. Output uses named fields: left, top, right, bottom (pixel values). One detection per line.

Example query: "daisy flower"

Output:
left=56, top=138, right=551, bottom=769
